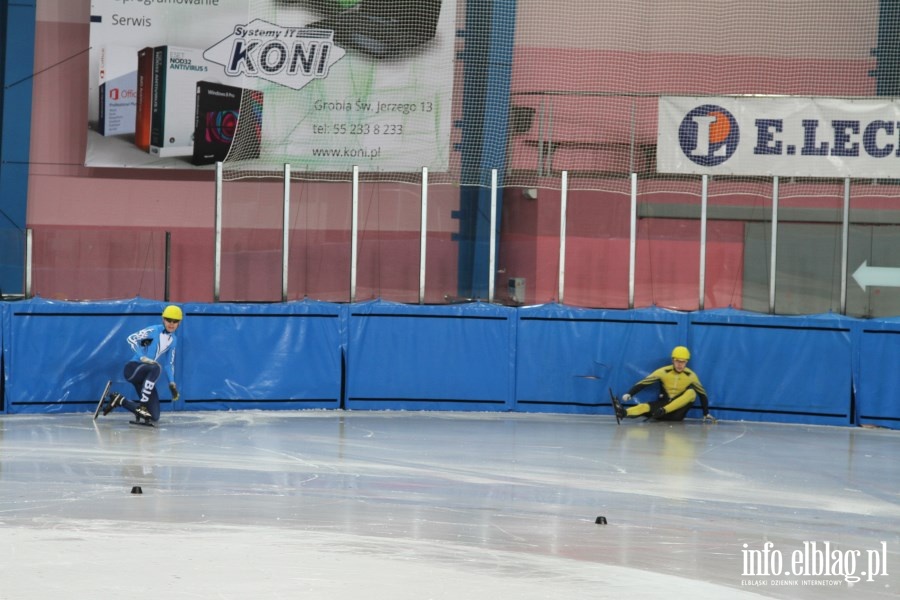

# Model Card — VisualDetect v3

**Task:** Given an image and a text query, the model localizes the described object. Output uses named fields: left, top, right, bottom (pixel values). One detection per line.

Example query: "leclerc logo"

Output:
left=678, top=104, right=740, bottom=166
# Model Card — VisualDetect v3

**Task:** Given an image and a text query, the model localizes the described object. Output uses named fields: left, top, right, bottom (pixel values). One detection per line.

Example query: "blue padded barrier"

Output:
left=5, top=297, right=169, bottom=413
left=179, top=301, right=344, bottom=411
left=855, top=317, right=900, bottom=429
left=345, top=300, right=516, bottom=410
left=2, top=298, right=344, bottom=413
left=1, top=298, right=892, bottom=428
left=0, top=301, right=6, bottom=413
left=688, top=309, right=855, bottom=425
left=515, top=304, right=688, bottom=414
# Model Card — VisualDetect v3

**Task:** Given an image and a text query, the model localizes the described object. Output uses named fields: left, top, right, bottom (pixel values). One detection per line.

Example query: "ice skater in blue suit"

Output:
left=103, top=305, right=182, bottom=423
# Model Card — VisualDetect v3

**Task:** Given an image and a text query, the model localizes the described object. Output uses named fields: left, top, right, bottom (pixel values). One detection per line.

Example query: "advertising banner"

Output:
left=658, top=96, right=900, bottom=179
left=87, top=0, right=456, bottom=172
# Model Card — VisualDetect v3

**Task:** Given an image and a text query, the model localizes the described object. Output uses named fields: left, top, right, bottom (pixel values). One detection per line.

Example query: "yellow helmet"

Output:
left=162, top=305, right=183, bottom=321
left=671, top=346, right=691, bottom=361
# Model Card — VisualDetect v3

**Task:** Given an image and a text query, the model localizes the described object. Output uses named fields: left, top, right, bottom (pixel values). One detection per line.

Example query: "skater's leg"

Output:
left=652, top=390, right=696, bottom=419
left=123, top=362, right=162, bottom=422
left=118, top=396, right=156, bottom=421
left=140, top=382, right=160, bottom=421
left=626, top=397, right=668, bottom=418
left=625, top=402, right=651, bottom=418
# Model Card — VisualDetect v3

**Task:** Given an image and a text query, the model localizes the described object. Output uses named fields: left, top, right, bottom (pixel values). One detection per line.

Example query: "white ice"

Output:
left=0, top=411, right=897, bottom=599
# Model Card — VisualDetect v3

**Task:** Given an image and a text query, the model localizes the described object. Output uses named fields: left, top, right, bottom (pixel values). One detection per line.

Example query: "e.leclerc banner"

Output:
left=658, top=96, right=900, bottom=179
left=87, top=0, right=455, bottom=172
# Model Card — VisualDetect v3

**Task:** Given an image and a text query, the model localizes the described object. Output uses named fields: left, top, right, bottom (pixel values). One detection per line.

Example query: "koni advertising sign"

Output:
left=658, top=96, right=900, bottom=179
left=87, top=0, right=454, bottom=171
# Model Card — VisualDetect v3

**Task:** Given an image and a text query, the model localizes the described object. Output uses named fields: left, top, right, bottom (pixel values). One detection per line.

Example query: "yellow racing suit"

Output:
left=623, top=365, right=709, bottom=421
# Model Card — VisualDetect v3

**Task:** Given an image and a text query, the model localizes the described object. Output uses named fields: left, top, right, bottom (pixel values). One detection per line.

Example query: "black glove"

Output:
left=140, top=338, right=153, bottom=347
left=169, top=383, right=179, bottom=401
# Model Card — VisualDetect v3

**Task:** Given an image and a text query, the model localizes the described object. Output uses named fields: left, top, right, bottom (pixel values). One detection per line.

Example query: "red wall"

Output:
left=26, top=2, right=892, bottom=307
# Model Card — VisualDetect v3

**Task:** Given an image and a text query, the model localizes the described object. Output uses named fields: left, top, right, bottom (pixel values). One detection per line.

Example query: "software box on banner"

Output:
left=97, top=45, right=138, bottom=137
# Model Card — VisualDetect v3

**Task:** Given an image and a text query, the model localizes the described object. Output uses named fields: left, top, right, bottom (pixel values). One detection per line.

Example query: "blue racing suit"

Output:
left=122, top=324, right=177, bottom=421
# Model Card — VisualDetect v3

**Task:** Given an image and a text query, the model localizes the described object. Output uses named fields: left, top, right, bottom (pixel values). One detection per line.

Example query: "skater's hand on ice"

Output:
left=621, top=393, right=632, bottom=403
left=169, top=383, right=179, bottom=401
left=702, top=413, right=717, bottom=424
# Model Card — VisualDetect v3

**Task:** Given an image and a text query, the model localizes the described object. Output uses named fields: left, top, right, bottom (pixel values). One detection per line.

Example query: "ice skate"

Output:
left=608, top=388, right=626, bottom=424
left=134, top=403, right=152, bottom=419
left=129, top=403, right=155, bottom=427
left=102, top=392, right=125, bottom=416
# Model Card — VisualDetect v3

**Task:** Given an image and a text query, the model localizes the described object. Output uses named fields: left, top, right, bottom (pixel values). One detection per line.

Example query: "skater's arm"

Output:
left=625, top=366, right=666, bottom=398
left=163, top=344, right=176, bottom=386
left=690, top=376, right=709, bottom=416
left=127, top=327, right=156, bottom=359
left=696, top=387, right=709, bottom=415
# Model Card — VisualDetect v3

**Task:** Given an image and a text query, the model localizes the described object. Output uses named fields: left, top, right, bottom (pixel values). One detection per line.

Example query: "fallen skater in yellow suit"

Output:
left=614, top=346, right=716, bottom=423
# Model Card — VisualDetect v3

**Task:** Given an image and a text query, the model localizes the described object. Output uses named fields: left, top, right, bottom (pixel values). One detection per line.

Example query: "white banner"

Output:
left=87, top=0, right=455, bottom=172
left=658, top=96, right=900, bottom=178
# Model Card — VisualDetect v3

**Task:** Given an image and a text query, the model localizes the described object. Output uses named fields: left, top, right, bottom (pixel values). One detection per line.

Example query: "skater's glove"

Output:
left=702, top=413, right=717, bottom=424
left=621, top=393, right=632, bottom=403
left=169, top=383, right=179, bottom=401
left=140, top=356, right=158, bottom=365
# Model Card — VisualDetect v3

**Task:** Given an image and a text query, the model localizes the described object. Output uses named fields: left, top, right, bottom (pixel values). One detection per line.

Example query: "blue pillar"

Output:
left=871, top=0, right=900, bottom=95
left=456, top=0, right=516, bottom=299
left=0, top=0, right=35, bottom=296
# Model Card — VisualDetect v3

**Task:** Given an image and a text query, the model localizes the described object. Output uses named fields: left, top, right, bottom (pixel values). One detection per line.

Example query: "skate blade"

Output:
left=92, top=381, right=112, bottom=420
left=608, top=388, right=623, bottom=425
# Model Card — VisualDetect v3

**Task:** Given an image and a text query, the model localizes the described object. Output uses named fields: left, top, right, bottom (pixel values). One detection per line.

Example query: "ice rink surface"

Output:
left=0, top=410, right=897, bottom=599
